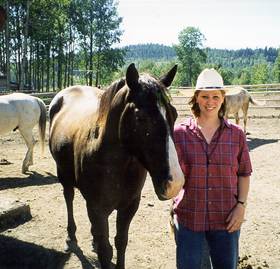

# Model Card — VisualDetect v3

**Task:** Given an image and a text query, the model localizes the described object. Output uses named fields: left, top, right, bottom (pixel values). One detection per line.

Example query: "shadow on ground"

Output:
left=0, top=171, right=58, bottom=191
left=0, top=235, right=69, bottom=269
left=0, top=235, right=103, bottom=269
left=247, top=137, right=279, bottom=151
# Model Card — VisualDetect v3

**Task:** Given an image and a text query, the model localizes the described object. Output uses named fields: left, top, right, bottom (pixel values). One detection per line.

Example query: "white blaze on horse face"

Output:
left=159, top=106, right=185, bottom=199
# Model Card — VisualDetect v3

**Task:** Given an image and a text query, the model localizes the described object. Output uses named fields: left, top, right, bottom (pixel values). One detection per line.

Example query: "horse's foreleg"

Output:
left=86, top=203, right=113, bottom=269
left=63, top=184, right=77, bottom=252
left=115, top=197, right=141, bottom=269
left=224, top=112, right=228, bottom=120
left=19, top=129, right=35, bottom=173
left=243, top=112, right=248, bottom=134
left=243, top=105, right=249, bottom=134
left=234, top=112, right=240, bottom=125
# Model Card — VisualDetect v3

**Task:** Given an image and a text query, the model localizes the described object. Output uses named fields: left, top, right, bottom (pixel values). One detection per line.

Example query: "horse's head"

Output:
left=119, top=63, right=185, bottom=200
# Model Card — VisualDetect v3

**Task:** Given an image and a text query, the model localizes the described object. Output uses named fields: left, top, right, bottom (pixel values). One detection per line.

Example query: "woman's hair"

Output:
left=188, top=90, right=227, bottom=118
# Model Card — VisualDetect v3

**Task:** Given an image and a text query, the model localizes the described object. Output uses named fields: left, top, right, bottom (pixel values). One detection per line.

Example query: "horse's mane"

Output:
left=96, top=78, right=126, bottom=127
left=96, top=73, right=172, bottom=128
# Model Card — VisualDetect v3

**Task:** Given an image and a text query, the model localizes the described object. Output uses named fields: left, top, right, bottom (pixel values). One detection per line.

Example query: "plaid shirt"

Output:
left=173, top=117, right=252, bottom=231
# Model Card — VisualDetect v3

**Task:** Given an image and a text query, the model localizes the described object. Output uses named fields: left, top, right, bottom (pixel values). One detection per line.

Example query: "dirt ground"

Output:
left=0, top=117, right=280, bottom=269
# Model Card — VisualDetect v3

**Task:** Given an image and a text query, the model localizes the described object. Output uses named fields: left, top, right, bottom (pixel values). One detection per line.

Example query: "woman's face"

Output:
left=196, top=90, right=225, bottom=117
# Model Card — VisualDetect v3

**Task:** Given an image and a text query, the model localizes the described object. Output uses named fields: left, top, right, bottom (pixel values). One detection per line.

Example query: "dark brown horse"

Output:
left=49, top=63, right=185, bottom=269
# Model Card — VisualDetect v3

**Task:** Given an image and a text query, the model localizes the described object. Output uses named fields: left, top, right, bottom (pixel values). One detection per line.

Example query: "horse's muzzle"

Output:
left=155, top=176, right=184, bottom=201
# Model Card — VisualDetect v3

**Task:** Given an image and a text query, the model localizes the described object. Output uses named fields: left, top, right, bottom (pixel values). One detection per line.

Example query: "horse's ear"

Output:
left=160, top=65, right=177, bottom=87
left=126, top=63, right=139, bottom=90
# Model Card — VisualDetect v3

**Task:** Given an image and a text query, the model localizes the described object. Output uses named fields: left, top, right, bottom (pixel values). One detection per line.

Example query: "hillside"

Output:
left=124, top=43, right=176, bottom=61
left=124, top=43, right=278, bottom=69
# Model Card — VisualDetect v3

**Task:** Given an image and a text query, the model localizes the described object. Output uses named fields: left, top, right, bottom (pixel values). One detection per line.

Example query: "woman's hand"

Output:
left=226, top=203, right=246, bottom=233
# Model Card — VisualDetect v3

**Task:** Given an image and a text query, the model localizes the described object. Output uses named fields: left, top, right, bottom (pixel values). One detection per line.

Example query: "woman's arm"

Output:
left=226, top=176, right=250, bottom=233
left=237, top=176, right=250, bottom=204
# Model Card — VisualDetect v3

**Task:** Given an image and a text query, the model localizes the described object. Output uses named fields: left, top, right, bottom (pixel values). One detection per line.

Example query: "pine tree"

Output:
left=174, top=27, right=206, bottom=86
left=273, top=48, right=280, bottom=82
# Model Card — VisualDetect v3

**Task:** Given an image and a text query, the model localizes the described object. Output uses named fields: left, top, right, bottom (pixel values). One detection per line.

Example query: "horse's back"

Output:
left=50, top=86, right=102, bottom=121
left=225, top=87, right=250, bottom=114
left=49, top=86, right=102, bottom=148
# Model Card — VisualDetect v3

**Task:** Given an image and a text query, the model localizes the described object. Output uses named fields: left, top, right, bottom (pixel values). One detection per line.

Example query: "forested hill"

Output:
left=124, top=44, right=176, bottom=61
left=124, top=43, right=278, bottom=68
left=206, top=47, right=278, bottom=69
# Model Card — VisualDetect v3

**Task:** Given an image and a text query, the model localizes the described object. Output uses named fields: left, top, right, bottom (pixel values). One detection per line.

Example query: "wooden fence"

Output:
left=171, top=85, right=280, bottom=118
left=172, top=83, right=280, bottom=96
left=1, top=84, right=280, bottom=118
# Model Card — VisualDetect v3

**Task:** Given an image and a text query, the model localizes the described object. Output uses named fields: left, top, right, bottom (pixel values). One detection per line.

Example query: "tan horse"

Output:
left=225, top=87, right=259, bottom=134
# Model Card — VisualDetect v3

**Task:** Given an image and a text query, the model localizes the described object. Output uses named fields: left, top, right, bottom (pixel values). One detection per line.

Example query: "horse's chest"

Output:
left=78, top=157, right=147, bottom=208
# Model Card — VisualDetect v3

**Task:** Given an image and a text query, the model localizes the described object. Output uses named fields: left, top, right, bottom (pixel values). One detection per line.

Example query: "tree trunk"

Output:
left=70, top=40, right=74, bottom=85
left=95, top=48, right=100, bottom=87
left=89, top=25, right=93, bottom=86
left=63, top=43, right=68, bottom=89
left=5, top=1, right=10, bottom=91
left=16, top=8, right=22, bottom=89
left=52, top=50, right=55, bottom=91
left=21, top=0, right=30, bottom=90
left=57, top=34, right=63, bottom=90
left=46, top=35, right=51, bottom=91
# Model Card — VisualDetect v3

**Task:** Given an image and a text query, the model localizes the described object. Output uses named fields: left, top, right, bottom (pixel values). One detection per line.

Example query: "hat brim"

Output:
left=179, top=86, right=243, bottom=97
left=194, top=86, right=243, bottom=95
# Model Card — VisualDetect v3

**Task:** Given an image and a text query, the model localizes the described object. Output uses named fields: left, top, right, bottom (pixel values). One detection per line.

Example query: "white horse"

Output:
left=0, top=93, right=47, bottom=173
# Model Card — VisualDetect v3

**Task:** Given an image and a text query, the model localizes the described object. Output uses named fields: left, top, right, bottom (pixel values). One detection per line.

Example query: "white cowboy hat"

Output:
left=195, top=68, right=241, bottom=95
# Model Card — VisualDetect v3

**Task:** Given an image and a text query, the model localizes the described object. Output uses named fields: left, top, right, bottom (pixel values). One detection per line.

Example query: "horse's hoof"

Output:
left=22, top=167, right=28, bottom=174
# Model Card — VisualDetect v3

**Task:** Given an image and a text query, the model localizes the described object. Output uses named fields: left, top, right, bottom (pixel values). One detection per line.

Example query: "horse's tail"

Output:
left=249, top=95, right=264, bottom=106
left=36, top=97, right=47, bottom=154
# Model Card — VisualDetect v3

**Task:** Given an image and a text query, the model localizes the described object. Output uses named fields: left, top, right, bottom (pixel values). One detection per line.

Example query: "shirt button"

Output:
left=208, top=187, right=212, bottom=191
left=208, top=159, right=211, bottom=163
left=208, top=201, right=212, bottom=205
left=209, top=173, right=212, bottom=176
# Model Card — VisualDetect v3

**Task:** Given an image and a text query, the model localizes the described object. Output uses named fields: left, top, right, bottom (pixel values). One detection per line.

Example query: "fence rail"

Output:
left=1, top=85, right=280, bottom=118
left=171, top=88, right=280, bottom=118
left=174, top=83, right=280, bottom=91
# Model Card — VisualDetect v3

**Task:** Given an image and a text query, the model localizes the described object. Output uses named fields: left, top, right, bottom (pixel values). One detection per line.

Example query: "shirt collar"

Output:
left=181, top=117, right=232, bottom=130
left=223, top=118, right=232, bottom=129
left=180, top=117, right=196, bottom=130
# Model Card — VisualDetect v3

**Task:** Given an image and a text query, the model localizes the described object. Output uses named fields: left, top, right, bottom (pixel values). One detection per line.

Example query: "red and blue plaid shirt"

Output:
left=173, top=117, right=252, bottom=231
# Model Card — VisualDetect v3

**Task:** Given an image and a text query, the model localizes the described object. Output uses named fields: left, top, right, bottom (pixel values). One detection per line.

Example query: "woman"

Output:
left=173, top=68, right=252, bottom=269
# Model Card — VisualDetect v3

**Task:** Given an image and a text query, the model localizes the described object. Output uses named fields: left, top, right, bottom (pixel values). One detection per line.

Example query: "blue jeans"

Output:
left=174, top=222, right=240, bottom=269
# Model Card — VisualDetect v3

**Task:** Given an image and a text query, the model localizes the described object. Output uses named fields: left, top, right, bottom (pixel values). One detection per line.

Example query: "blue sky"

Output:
left=117, top=0, right=280, bottom=49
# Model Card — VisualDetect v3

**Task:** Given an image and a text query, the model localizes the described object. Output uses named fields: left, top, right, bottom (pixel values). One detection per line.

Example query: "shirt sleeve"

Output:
left=237, top=130, right=252, bottom=177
